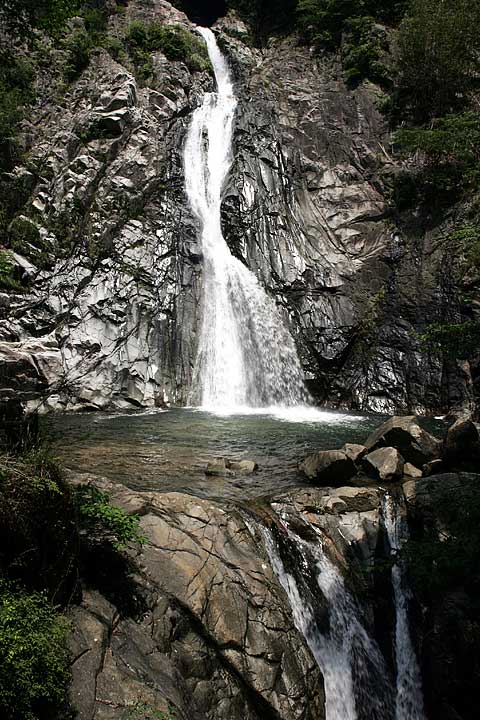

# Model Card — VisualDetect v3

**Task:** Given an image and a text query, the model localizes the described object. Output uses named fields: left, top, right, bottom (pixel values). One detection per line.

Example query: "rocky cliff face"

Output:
left=1, top=0, right=472, bottom=415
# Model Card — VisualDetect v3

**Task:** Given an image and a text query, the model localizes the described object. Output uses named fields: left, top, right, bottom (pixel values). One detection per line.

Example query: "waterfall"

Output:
left=264, top=528, right=395, bottom=720
left=184, top=28, right=309, bottom=411
left=383, top=495, right=426, bottom=720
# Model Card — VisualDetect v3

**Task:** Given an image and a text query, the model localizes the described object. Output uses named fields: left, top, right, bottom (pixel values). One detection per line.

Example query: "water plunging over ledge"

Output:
left=184, top=28, right=309, bottom=411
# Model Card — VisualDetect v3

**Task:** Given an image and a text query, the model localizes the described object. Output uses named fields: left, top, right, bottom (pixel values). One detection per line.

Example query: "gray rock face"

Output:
left=364, top=415, right=440, bottom=466
left=299, top=448, right=357, bottom=485
left=69, top=475, right=326, bottom=720
left=1, top=1, right=474, bottom=414
left=363, top=446, right=404, bottom=481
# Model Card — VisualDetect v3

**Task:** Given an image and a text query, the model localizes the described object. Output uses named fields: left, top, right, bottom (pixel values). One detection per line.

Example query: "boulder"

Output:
left=423, top=459, right=445, bottom=476
left=364, top=415, right=440, bottom=467
left=205, top=458, right=233, bottom=477
left=342, top=443, right=367, bottom=463
left=226, top=459, right=258, bottom=475
left=299, top=449, right=356, bottom=485
left=404, top=462, right=422, bottom=478
left=363, top=447, right=404, bottom=482
left=442, top=417, right=480, bottom=471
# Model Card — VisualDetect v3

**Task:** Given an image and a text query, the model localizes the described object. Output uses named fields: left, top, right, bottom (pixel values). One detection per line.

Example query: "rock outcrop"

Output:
left=68, top=474, right=326, bottom=720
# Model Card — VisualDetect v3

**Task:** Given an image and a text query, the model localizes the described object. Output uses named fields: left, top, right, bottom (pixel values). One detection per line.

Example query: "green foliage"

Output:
left=0, top=52, right=35, bottom=170
left=0, top=249, right=23, bottom=292
left=0, top=451, right=78, bottom=603
left=417, top=320, right=480, bottom=360
left=0, top=0, right=79, bottom=41
left=125, top=21, right=211, bottom=76
left=450, top=224, right=480, bottom=272
left=75, top=485, right=146, bottom=550
left=342, top=16, right=389, bottom=87
left=125, top=702, right=177, bottom=720
left=393, top=0, right=480, bottom=121
left=64, top=29, right=92, bottom=81
left=395, top=112, right=480, bottom=204
left=0, top=581, right=71, bottom=720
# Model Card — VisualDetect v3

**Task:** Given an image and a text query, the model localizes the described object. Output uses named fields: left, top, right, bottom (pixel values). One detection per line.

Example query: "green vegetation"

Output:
left=417, top=320, right=480, bottom=361
left=0, top=582, right=71, bottom=720
left=0, top=52, right=35, bottom=170
left=0, top=250, right=23, bottom=292
left=0, top=0, right=79, bottom=40
left=126, top=702, right=177, bottom=720
left=395, top=112, right=480, bottom=205
left=0, top=448, right=147, bottom=719
left=393, top=0, right=480, bottom=122
left=125, top=20, right=211, bottom=78
left=75, top=485, right=146, bottom=550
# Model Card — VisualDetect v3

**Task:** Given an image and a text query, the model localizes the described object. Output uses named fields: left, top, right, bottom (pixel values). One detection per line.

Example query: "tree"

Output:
left=394, top=0, right=480, bottom=121
left=0, top=0, right=79, bottom=40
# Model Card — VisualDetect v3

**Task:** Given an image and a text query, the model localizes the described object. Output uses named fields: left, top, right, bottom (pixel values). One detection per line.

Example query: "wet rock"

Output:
left=342, top=443, right=367, bottom=463
left=423, top=458, right=445, bottom=476
left=442, top=417, right=480, bottom=471
left=66, top=477, right=326, bottom=720
left=205, top=458, right=232, bottom=477
left=226, top=459, right=258, bottom=475
left=363, top=446, right=404, bottom=482
left=364, top=416, right=440, bottom=467
left=404, top=462, right=422, bottom=478
left=299, top=449, right=357, bottom=485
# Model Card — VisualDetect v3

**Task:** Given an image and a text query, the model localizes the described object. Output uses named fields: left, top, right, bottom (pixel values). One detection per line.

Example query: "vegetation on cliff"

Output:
left=0, top=448, right=145, bottom=720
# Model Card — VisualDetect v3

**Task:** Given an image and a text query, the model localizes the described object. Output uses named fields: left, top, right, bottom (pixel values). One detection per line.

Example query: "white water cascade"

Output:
left=184, top=28, right=309, bottom=411
left=264, top=529, right=395, bottom=720
left=383, top=495, right=426, bottom=720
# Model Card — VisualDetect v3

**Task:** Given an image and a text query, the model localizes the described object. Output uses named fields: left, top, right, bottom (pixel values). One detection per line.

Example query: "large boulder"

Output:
left=299, top=449, right=357, bottom=485
left=364, top=416, right=440, bottom=467
left=363, top=447, right=404, bottom=482
left=442, top=417, right=480, bottom=471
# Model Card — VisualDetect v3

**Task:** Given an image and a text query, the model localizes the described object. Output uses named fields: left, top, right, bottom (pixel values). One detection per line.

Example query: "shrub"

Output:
left=342, top=16, right=389, bottom=87
left=0, top=52, right=35, bottom=170
left=0, top=0, right=78, bottom=41
left=0, top=249, right=23, bottom=292
left=125, top=21, right=211, bottom=74
left=394, top=112, right=480, bottom=204
left=393, top=0, right=480, bottom=121
left=75, top=485, right=146, bottom=550
left=64, top=29, right=92, bottom=81
left=417, top=320, right=480, bottom=361
left=0, top=451, right=79, bottom=604
left=0, top=581, right=71, bottom=720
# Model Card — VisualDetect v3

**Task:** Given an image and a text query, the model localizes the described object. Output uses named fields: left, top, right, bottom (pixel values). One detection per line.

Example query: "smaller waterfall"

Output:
left=184, top=28, right=309, bottom=410
left=383, top=495, right=426, bottom=720
left=264, top=528, right=395, bottom=720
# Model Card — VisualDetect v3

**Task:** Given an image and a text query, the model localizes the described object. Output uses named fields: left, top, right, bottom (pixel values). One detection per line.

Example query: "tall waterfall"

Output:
left=264, top=528, right=395, bottom=720
left=184, top=28, right=308, bottom=410
left=383, top=495, right=426, bottom=720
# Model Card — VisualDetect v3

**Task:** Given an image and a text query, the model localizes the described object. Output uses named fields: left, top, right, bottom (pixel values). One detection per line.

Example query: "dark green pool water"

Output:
left=43, top=407, right=443, bottom=501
